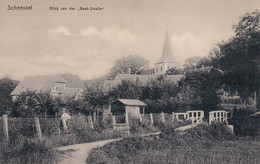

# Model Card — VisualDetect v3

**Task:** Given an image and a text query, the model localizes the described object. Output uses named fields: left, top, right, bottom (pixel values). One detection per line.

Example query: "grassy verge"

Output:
left=87, top=123, right=260, bottom=164
left=0, top=137, right=58, bottom=164
left=0, top=116, right=169, bottom=163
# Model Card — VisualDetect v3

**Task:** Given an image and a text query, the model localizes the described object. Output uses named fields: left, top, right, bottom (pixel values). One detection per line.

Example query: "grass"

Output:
left=0, top=137, right=58, bottom=164
left=87, top=123, right=260, bottom=164
left=0, top=115, right=164, bottom=163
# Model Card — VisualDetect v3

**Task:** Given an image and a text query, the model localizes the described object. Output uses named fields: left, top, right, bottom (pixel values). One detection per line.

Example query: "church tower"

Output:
left=154, top=31, right=179, bottom=75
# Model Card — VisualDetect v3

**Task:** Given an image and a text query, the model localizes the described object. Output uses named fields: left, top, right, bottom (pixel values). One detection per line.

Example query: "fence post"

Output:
left=3, top=115, right=9, bottom=141
left=34, top=117, right=42, bottom=140
left=160, top=112, right=165, bottom=123
left=172, top=112, right=175, bottom=122
left=112, top=116, right=116, bottom=126
left=45, top=111, right=47, bottom=120
left=88, top=116, right=94, bottom=129
left=93, top=112, right=96, bottom=124
left=150, top=113, right=154, bottom=125
left=209, top=112, right=212, bottom=125
left=55, top=112, right=58, bottom=121
left=138, top=113, right=142, bottom=123
left=125, top=113, right=129, bottom=124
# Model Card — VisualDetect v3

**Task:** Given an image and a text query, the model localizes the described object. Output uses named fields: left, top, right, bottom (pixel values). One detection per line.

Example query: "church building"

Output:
left=154, top=31, right=180, bottom=75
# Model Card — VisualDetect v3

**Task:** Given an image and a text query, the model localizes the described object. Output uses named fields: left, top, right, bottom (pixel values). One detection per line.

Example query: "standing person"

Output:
left=61, top=108, right=71, bottom=133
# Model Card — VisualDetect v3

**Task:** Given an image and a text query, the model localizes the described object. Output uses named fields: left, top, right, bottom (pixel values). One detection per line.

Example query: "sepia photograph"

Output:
left=0, top=0, right=259, bottom=163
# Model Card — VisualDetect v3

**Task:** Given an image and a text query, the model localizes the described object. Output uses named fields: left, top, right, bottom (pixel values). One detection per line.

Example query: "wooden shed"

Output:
left=109, top=99, right=147, bottom=118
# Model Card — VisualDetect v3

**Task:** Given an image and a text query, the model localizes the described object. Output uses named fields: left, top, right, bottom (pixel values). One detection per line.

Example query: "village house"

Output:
left=10, top=74, right=84, bottom=101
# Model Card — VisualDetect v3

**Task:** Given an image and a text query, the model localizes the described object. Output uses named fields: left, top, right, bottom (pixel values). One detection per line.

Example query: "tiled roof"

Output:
left=112, top=99, right=147, bottom=106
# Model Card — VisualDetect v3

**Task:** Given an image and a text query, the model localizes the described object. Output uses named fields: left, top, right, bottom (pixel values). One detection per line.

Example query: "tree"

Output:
left=64, top=98, right=87, bottom=115
left=165, top=67, right=184, bottom=75
left=197, top=46, right=222, bottom=68
left=0, top=77, right=18, bottom=115
left=141, top=77, right=181, bottom=113
left=107, top=55, right=149, bottom=79
left=218, top=10, right=260, bottom=109
left=183, top=56, right=203, bottom=70
left=84, top=82, right=110, bottom=115
left=109, top=80, right=142, bottom=100
left=13, top=90, right=39, bottom=117
left=173, top=86, right=202, bottom=112
left=178, top=69, right=222, bottom=113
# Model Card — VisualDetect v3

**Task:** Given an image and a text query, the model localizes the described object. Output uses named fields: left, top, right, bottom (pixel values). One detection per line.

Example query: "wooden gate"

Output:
left=172, top=110, right=204, bottom=124
left=209, top=110, right=228, bottom=124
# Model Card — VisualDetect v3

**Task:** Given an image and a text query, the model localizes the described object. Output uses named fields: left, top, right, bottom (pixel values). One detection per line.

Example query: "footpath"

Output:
left=55, top=125, right=195, bottom=164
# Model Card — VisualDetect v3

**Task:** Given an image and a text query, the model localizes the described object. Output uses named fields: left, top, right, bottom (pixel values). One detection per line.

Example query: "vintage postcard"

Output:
left=0, top=0, right=259, bottom=163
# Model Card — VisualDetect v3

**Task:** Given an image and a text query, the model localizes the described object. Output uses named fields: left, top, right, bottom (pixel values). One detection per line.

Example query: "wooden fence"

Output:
left=0, top=110, right=232, bottom=141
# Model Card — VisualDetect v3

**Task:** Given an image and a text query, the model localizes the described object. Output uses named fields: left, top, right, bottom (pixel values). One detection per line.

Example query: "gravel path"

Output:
left=55, top=125, right=195, bottom=164
left=55, top=138, right=122, bottom=164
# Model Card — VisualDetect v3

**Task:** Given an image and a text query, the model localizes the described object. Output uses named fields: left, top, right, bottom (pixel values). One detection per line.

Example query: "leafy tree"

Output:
left=178, top=69, right=222, bottom=113
left=34, top=92, right=55, bottom=116
left=141, top=77, right=180, bottom=101
left=165, top=67, right=184, bottom=75
left=141, top=77, right=181, bottom=113
left=13, top=90, right=39, bottom=117
left=107, top=55, right=149, bottom=79
left=84, top=82, right=110, bottom=115
left=0, top=77, right=18, bottom=115
left=173, top=86, right=202, bottom=112
left=109, top=80, right=142, bottom=100
left=217, top=10, right=260, bottom=109
left=196, top=46, right=223, bottom=68
left=64, top=98, right=87, bottom=115
left=183, top=56, right=203, bottom=70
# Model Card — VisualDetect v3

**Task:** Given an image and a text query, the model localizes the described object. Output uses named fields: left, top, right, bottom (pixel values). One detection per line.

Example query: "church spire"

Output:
left=156, top=31, right=176, bottom=63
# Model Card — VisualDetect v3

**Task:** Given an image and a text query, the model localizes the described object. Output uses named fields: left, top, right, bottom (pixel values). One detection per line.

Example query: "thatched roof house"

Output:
left=11, top=74, right=84, bottom=101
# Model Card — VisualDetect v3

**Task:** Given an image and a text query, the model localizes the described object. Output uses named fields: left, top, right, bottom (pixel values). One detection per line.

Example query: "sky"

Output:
left=0, top=0, right=259, bottom=80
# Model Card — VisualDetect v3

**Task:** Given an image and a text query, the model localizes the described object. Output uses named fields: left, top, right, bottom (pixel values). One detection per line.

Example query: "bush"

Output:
left=49, top=116, right=118, bottom=147
left=0, top=137, right=57, bottom=164
left=87, top=123, right=248, bottom=164
left=129, top=118, right=158, bottom=135
left=229, top=108, right=257, bottom=136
